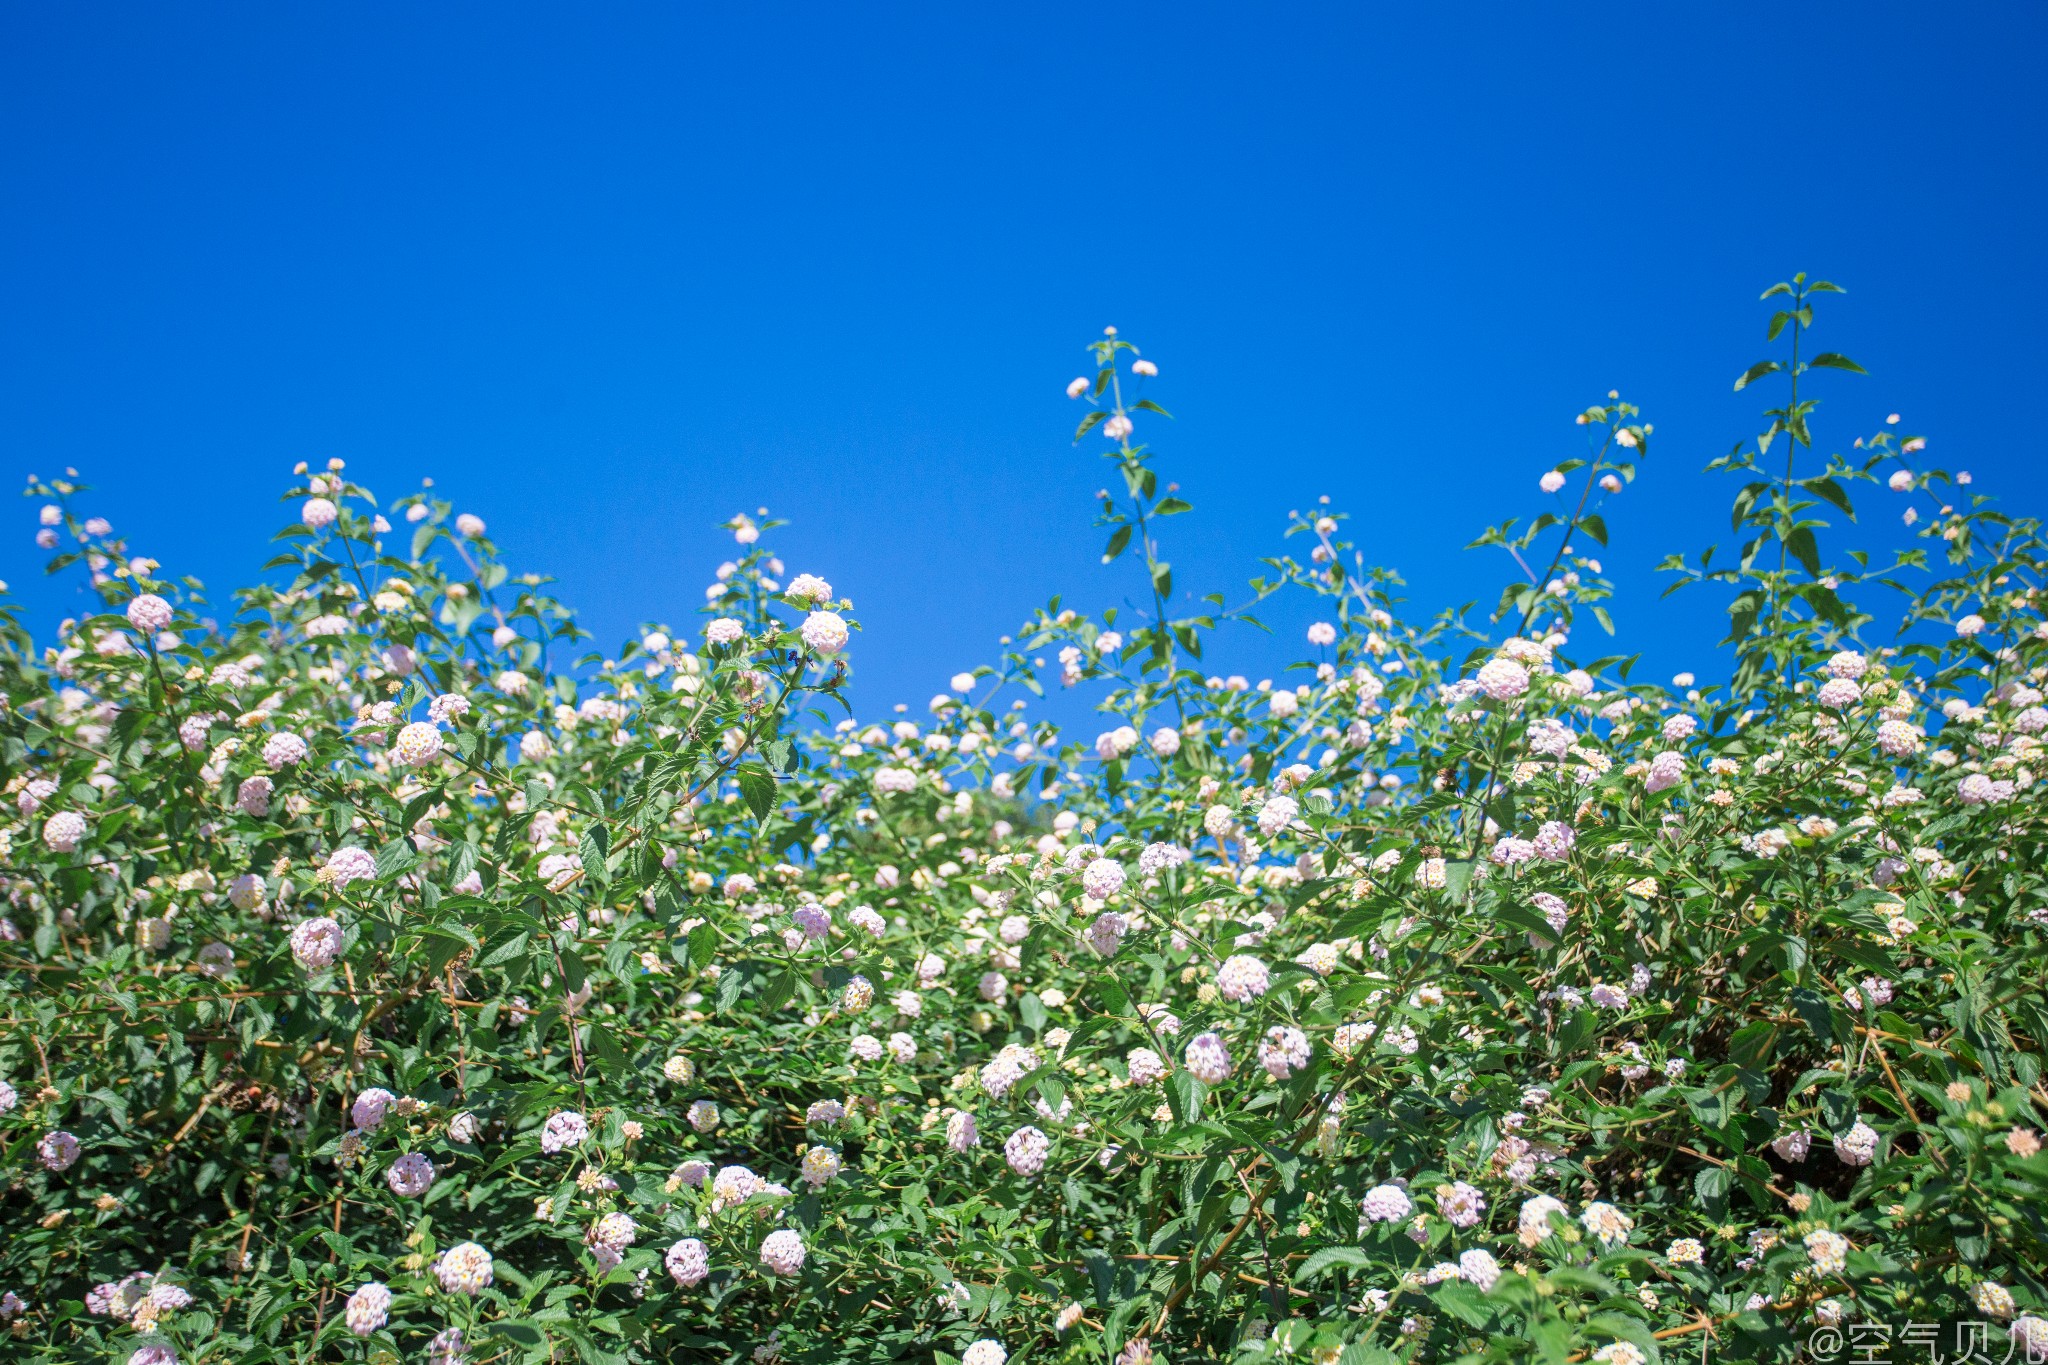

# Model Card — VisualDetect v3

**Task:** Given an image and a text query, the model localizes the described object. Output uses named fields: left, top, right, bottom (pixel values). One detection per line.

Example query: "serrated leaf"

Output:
left=586, top=1021, right=628, bottom=1070
left=578, top=824, right=610, bottom=887
left=479, top=932, right=530, bottom=968
left=373, top=839, right=414, bottom=880
left=1685, top=1086, right=1735, bottom=1128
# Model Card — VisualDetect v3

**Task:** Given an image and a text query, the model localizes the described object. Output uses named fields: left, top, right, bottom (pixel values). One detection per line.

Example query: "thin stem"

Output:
left=1767, top=286, right=1804, bottom=653
left=1515, top=428, right=1614, bottom=639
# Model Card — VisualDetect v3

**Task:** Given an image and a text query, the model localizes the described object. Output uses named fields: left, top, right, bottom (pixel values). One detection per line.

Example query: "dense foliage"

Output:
left=2, top=280, right=2045, bottom=1365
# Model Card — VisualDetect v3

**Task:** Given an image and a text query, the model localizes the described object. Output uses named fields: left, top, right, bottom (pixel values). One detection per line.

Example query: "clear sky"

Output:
left=3, top=5, right=2044, bottom=716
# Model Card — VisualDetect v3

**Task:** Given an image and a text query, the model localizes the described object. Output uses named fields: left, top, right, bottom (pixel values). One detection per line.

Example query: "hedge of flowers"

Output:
left=1, top=277, right=2044, bottom=1365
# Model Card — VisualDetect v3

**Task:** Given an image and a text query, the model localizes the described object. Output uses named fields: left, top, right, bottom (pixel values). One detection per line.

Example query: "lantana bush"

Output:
left=2, top=277, right=2045, bottom=1365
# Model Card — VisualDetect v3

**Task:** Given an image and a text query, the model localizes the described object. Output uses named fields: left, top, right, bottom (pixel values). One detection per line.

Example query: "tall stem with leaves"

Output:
left=1670, top=272, right=1867, bottom=699
left=1074, top=333, right=1196, bottom=695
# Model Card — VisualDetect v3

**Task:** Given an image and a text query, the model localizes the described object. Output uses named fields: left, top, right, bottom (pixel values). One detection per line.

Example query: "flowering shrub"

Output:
left=3, top=279, right=2046, bottom=1365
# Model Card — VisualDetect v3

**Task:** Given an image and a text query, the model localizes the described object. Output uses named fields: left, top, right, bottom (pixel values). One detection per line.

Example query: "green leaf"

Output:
left=1530, top=1319, right=1574, bottom=1365
left=1684, top=1086, right=1735, bottom=1128
left=373, top=839, right=416, bottom=881
left=1733, top=359, right=1781, bottom=392
left=401, top=786, right=441, bottom=832
left=760, top=969, right=796, bottom=1013
left=1431, top=1279, right=1495, bottom=1328
left=1165, top=1072, right=1202, bottom=1124
left=1731, top=481, right=1769, bottom=530
left=1808, top=352, right=1867, bottom=375
left=735, top=763, right=777, bottom=820
left=479, top=932, right=530, bottom=968
left=715, top=963, right=749, bottom=1012
left=578, top=824, right=610, bottom=887
left=1804, top=582, right=1850, bottom=626
left=1783, top=525, right=1821, bottom=577
left=687, top=922, right=718, bottom=971
left=1801, top=475, right=1856, bottom=519
left=1577, top=513, right=1607, bottom=547
left=1295, top=1246, right=1372, bottom=1281
left=1587, top=1313, right=1661, bottom=1358
left=1339, top=1347, right=1400, bottom=1365
left=1790, top=986, right=1838, bottom=1043
left=1103, top=524, right=1133, bottom=562
left=586, top=1021, right=629, bottom=1070
left=89, top=1086, right=129, bottom=1128
left=558, top=950, right=587, bottom=994
left=1728, top=1022, right=1777, bottom=1068
left=1723, top=590, right=1760, bottom=646
left=1153, top=497, right=1192, bottom=515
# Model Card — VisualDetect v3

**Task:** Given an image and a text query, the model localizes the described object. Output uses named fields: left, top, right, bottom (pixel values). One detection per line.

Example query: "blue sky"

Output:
left=3, top=5, right=2044, bottom=717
